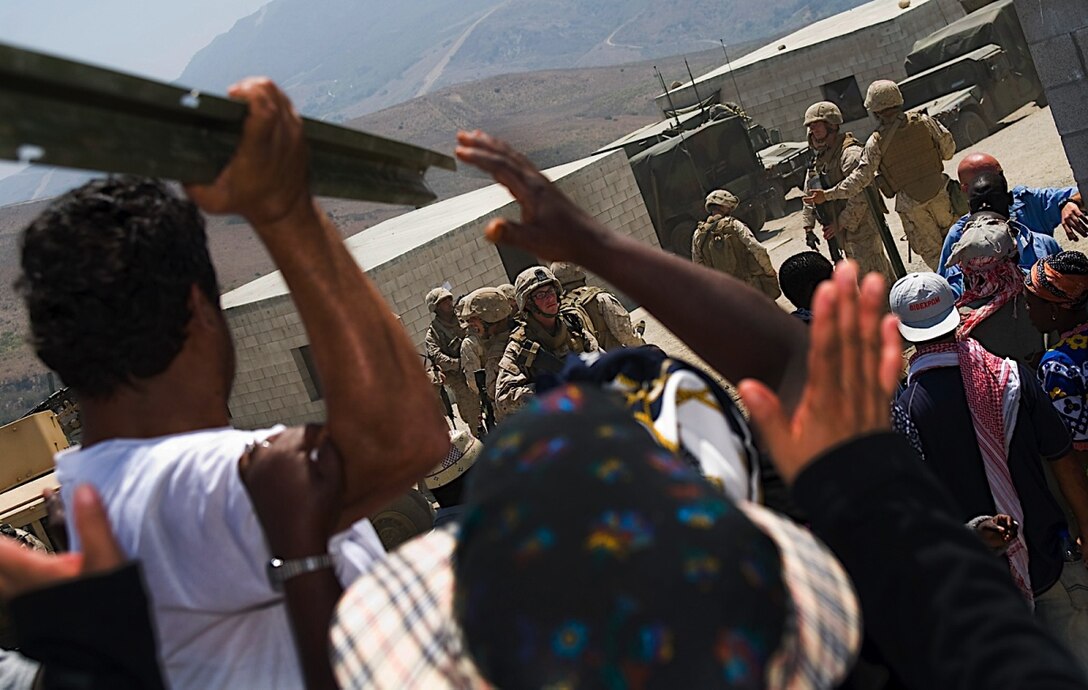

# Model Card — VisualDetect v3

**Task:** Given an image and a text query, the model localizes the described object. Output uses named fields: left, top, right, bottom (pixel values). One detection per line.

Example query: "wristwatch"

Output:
left=267, top=554, right=336, bottom=591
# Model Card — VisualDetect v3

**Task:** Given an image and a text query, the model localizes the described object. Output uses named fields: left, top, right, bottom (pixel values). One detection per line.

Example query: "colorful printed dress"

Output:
left=1037, top=322, right=1088, bottom=450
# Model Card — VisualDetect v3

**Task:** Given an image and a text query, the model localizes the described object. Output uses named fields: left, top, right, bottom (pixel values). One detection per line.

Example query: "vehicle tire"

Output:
left=669, top=221, right=697, bottom=258
left=954, top=111, right=989, bottom=150
left=738, top=203, right=767, bottom=233
left=371, top=489, right=435, bottom=550
left=765, top=181, right=787, bottom=219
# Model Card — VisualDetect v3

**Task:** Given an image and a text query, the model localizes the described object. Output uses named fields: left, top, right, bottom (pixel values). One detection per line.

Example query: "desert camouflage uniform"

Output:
left=823, top=112, right=956, bottom=269
left=482, top=324, right=516, bottom=422
left=425, top=316, right=481, bottom=428
left=692, top=215, right=780, bottom=299
left=495, top=312, right=598, bottom=414
left=561, top=286, right=644, bottom=351
left=460, top=334, right=484, bottom=394
left=803, top=132, right=895, bottom=281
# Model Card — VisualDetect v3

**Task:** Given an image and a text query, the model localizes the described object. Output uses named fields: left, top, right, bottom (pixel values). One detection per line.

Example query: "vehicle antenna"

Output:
left=719, top=40, right=750, bottom=118
left=654, top=66, right=683, bottom=129
left=684, top=58, right=707, bottom=117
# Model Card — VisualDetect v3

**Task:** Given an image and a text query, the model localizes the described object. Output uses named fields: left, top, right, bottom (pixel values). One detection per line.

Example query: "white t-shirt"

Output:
left=54, top=426, right=386, bottom=690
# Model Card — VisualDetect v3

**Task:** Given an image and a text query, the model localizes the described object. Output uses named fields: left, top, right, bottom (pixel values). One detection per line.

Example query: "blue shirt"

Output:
left=938, top=186, right=1075, bottom=296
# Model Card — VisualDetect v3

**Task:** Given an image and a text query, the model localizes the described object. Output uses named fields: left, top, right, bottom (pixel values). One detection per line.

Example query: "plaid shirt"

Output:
left=330, top=526, right=489, bottom=689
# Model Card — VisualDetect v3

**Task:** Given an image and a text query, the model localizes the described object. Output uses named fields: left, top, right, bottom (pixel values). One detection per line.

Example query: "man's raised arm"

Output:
left=188, top=79, right=449, bottom=522
left=455, top=130, right=808, bottom=405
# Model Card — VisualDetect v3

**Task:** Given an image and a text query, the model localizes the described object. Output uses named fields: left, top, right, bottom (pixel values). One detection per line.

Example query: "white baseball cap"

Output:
left=889, top=272, right=961, bottom=342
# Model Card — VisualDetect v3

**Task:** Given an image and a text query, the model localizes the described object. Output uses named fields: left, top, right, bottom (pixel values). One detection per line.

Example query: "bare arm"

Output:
left=187, top=79, right=448, bottom=523
left=456, top=131, right=807, bottom=404
left=1052, top=451, right=1088, bottom=553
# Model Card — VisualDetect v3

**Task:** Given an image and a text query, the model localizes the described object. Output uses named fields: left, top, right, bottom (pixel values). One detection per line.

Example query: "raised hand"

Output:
left=185, top=77, right=312, bottom=230
left=455, top=130, right=606, bottom=263
left=239, top=425, right=344, bottom=559
left=1061, top=198, right=1087, bottom=242
left=737, top=262, right=902, bottom=483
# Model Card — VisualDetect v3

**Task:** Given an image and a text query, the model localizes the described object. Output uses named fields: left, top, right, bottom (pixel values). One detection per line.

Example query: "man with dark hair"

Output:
left=938, top=153, right=1080, bottom=294
left=17, top=79, right=448, bottom=690
left=778, top=251, right=834, bottom=323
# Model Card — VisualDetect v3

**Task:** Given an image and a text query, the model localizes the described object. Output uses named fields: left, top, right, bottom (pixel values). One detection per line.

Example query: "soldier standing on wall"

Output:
left=495, top=267, right=598, bottom=414
left=802, top=101, right=896, bottom=282
left=424, top=287, right=481, bottom=430
left=691, top=189, right=780, bottom=300
left=549, top=262, right=645, bottom=351
left=805, top=80, right=957, bottom=270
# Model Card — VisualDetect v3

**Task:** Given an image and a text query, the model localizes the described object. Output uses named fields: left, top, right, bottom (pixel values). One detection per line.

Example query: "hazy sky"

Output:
left=0, top=0, right=270, bottom=80
left=0, top=0, right=270, bottom=179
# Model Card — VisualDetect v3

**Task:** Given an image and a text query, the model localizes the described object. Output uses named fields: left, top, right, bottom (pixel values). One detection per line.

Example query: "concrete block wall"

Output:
left=1014, top=0, right=1088, bottom=195
left=223, top=150, right=658, bottom=430
left=697, top=0, right=963, bottom=141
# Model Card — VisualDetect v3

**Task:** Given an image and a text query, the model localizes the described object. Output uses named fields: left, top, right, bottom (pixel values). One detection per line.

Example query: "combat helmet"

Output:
left=549, top=261, right=587, bottom=289
left=423, top=429, right=483, bottom=490
left=705, top=189, right=739, bottom=215
left=804, top=101, right=843, bottom=127
left=425, top=287, right=453, bottom=313
left=864, top=80, right=904, bottom=112
left=514, top=266, right=563, bottom=312
left=463, top=287, right=514, bottom=324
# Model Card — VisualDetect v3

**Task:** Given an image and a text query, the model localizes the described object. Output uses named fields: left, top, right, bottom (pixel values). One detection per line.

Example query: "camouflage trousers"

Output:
left=896, top=189, right=957, bottom=271
left=842, top=219, right=895, bottom=283
left=445, top=372, right=482, bottom=430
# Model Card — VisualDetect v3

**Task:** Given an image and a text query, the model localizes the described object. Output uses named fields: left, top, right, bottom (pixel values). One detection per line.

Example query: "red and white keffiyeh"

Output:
left=955, top=256, right=1025, bottom=340
left=909, top=338, right=1033, bottom=606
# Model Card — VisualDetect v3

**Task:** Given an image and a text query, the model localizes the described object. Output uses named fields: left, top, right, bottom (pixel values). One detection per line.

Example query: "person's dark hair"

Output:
left=1046, top=250, right=1088, bottom=276
left=968, top=171, right=1013, bottom=217
left=779, top=251, right=833, bottom=310
left=16, top=177, right=220, bottom=399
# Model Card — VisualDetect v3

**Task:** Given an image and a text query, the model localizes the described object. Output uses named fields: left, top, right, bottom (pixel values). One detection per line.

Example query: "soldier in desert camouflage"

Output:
left=801, top=100, right=894, bottom=281
left=692, top=189, right=780, bottom=299
left=549, top=261, right=644, bottom=351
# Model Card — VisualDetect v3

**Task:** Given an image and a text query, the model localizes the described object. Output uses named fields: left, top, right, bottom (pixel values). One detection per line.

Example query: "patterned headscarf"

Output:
left=1025, top=252, right=1088, bottom=310
left=454, top=384, right=860, bottom=690
left=949, top=214, right=1024, bottom=339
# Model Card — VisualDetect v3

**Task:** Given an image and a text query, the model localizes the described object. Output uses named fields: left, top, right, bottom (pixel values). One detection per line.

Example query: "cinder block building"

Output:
left=220, top=150, right=658, bottom=430
left=656, top=0, right=966, bottom=141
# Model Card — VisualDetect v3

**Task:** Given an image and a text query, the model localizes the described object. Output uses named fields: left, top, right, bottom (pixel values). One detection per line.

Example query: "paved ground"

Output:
left=635, top=105, right=1077, bottom=376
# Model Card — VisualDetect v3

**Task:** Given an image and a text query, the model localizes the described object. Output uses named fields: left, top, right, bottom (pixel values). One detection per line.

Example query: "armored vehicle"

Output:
left=899, top=0, right=1045, bottom=149
left=628, top=114, right=775, bottom=256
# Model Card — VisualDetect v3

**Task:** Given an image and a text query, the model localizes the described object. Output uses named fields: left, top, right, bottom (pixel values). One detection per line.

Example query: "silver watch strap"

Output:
left=268, top=554, right=335, bottom=589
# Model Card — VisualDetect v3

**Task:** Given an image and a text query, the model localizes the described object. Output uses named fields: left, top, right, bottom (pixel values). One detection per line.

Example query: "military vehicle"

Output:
left=626, top=114, right=778, bottom=256
left=598, top=101, right=804, bottom=256
left=0, top=411, right=68, bottom=554
left=899, top=0, right=1045, bottom=149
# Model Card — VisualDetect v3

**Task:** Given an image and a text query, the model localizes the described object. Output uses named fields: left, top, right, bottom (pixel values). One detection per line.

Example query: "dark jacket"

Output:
left=11, top=563, right=165, bottom=689
left=795, top=433, right=1086, bottom=690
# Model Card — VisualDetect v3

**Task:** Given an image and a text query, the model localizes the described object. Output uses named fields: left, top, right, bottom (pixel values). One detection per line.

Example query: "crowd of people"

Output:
left=0, top=72, right=1085, bottom=690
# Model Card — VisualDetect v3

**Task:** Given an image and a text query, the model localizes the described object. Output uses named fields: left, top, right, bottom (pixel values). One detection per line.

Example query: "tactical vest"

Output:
left=429, top=318, right=464, bottom=358
left=510, top=313, right=592, bottom=380
left=876, top=113, right=945, bottom=203
left=811, top=133, right=863, bottom=224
